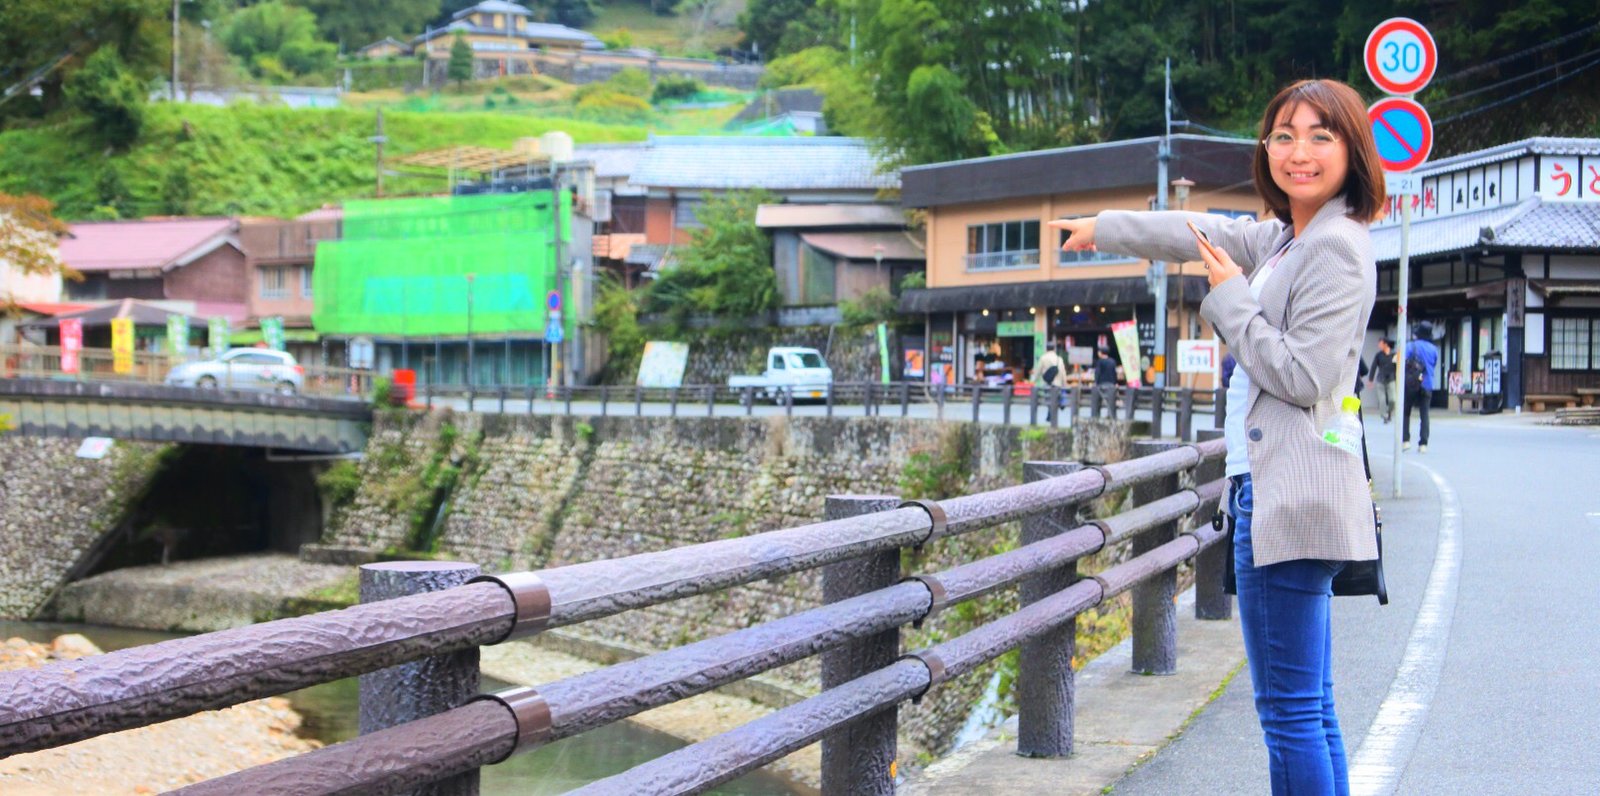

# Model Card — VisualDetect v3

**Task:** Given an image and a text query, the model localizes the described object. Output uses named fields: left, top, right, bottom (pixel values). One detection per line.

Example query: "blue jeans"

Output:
left=1231, top=474, right=1349, bottom=796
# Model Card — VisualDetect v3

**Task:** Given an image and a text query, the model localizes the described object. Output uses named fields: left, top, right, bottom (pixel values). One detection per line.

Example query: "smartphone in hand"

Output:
left=1186, top=221, right=1219, bottom=261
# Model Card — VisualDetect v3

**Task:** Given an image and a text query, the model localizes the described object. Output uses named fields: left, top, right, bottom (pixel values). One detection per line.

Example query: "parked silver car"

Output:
left=165, top=348, right=304, bottom=395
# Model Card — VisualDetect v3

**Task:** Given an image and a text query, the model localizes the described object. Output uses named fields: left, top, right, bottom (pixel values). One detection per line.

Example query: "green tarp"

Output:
left=313, top=191, right=573, bottom=338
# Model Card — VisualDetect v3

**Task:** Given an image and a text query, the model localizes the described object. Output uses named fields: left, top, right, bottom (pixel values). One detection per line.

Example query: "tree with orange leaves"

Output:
left=0, top=193, right=79, bottom=295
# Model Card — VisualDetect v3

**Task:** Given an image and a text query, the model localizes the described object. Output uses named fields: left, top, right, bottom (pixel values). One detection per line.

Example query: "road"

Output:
left=1113, top=411, right=1600, bottom=794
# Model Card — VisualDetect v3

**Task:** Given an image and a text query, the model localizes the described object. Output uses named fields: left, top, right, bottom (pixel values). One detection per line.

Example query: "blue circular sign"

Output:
left=1368, top=98, right=1432, bottom=173
left=547, top=291, right=562, bottom=311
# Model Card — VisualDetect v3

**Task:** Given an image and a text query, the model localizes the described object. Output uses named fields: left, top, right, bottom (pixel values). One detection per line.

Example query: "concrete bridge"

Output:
left=0, top=378, right=371, bottom=454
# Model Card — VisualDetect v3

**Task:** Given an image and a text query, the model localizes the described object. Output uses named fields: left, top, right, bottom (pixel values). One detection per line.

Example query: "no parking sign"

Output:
left=1369, top=97, right=1433, bottom=173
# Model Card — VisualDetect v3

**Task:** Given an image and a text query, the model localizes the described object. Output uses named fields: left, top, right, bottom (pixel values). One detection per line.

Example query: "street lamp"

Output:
left=872, top=243, right=885, bottom=285
left=1171, top=177, right=1196, bottom=343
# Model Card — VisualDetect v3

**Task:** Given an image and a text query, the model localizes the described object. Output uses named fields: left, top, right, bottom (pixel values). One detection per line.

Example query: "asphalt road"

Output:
left=1113, top=411, right=1600, bottom=794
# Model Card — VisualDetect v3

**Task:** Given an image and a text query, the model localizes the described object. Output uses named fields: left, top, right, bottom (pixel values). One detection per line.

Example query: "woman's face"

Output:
left=1268, top=102, right=1348, bottom=215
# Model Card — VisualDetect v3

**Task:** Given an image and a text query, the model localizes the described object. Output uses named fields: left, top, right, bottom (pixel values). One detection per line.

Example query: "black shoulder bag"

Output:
left=1218, top=417, right=1389, bottom=604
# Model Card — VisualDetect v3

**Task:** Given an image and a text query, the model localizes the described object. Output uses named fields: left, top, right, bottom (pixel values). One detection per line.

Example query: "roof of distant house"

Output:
left=416, top=18, right=603, bottom=49
left=755, top=203, right=906, bottom=229
left=800, top=230, right=924, bottom=261
left=358, top=37, right=409, bottom=54
left=629, top=136, right=897, bottom=192
left=729, top=88, right=824, bottom=126
left=452, top=0, right=533, bottom=19
left=60, top=218, right=239, bottom=273
left=574, top=143, right=650, bottom=180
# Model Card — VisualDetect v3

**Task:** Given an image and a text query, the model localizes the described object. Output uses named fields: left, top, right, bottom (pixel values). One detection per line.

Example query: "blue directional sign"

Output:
left=545, top=315, right=564, bottom=344
left=1368, top=97, right=1433, bottom=173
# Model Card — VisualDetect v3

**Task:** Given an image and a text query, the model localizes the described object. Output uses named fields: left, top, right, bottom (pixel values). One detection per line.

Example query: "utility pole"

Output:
left=171, top=0, right=181, bottom=100
left=1151, top=58, right=1172, bottom=388
left=371, top=109, right=387, bottom=198
left=466, top=273, right=476, bottom=391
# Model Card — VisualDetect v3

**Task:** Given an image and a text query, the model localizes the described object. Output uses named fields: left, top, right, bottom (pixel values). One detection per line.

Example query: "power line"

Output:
left=1436, top=50, right=1600, bottom=126
left=1431, top=45, right=1600, bottom=107
left=1432, top=21, right=1600, bottom=85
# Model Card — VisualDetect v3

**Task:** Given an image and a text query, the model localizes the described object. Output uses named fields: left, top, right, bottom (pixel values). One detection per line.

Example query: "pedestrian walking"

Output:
left=1368, top=337, right=1396, bottom=422
left=1403, top=323, right=1439, bottom=452
left=1089, top=346, right=1118, bottom=417
left=1051, top=78, right=1384, bottom=795
left=1033, top=341, right=1067, bottom=423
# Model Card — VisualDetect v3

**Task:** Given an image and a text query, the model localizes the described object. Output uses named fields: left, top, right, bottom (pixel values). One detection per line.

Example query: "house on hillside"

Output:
left=357, top=37, right=411, bottom=59
left=726, top=88, right=826, bottom=135
left=59, top=217, right=251, bottom=330
left=898, top=135, right=1258, bottom=389
left=415, top=1, right=602, bottom=82
left=575, top=142, right=651, bottom=286
left=1366, top=137, right=1600, bottom=411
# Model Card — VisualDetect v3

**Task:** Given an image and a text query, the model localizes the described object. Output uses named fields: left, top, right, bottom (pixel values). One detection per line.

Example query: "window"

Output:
left=676, top=199, right=705, bottom=229
left=1054, top=216, right=1135, bottom=265
left=771, top=354, right=786, bottom=370
left=965, top=220, right=1040, bottom=270
left=300, top=266, right=313, bottom=298
left=260, top=267, right=287, bottom=299
left=1549, top=316, right=1600, bottom=371
left=793, top=352, right=825, bottom=368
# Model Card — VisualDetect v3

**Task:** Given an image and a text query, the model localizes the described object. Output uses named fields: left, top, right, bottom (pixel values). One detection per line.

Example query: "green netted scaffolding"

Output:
left=312, top=191, right=573, bottom=338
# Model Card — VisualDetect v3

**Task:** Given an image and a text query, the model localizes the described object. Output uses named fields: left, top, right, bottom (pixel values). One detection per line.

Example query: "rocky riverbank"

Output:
left=0, top=634, right=319, bottom=794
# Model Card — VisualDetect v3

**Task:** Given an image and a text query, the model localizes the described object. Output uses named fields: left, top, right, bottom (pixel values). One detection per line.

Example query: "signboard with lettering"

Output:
left=59, top=319, right=82, bottom=374
left=996, top=321, right=1034, bottom=337
left=1176, top=339, right=1220, bottom=374
left=111, top=318, right=134, bottom=375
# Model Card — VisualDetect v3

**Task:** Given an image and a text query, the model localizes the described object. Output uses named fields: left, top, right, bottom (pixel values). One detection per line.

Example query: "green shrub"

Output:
left=64, top=46, right=146, bottom=149
left=606, top=67, right=652, bottom=98
left=574, top=90, right=654, bottom=123
left=651, top=75, right=705, bottom=104
left=900, top=271, right=925, bottom=291
left=600, top=29, right=635, bottom=50
left=838, top=287, right=898, bottom=327
left=316, top=460, right=363, bottom=508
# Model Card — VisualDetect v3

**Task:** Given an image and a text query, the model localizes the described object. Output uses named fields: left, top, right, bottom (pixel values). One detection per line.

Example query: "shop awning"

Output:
left=230, top=329, right=321, bottom=345
left=898, top=275, right=1208, bottom=314
left=1530, top=279, right=1600, bottom=301
left=800, top=230, right=923, bottom=262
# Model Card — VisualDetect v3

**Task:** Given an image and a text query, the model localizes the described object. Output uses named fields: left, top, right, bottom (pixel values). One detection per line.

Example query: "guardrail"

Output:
left=416, top=380, right=1226, bottom=439
left=0, top=435, right=1232, bottom=794
left=0, top=345, right=376, bottom=400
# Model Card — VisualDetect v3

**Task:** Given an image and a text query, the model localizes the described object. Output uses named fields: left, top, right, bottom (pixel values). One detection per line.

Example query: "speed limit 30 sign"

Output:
left=1365, top=17, right=1437, bottom=96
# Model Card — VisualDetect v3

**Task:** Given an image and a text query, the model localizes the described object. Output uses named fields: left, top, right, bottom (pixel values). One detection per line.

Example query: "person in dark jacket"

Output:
left=1090, top=347, right=1119, bottom=417
left=1367, top=338, right=1396, bottom=422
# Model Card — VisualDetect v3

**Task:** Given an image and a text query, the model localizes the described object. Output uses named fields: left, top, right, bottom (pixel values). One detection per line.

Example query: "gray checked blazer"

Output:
left=1097, top=197, right=1378, bottom=566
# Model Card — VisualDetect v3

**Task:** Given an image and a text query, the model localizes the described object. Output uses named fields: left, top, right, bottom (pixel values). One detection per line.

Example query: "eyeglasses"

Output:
left=1261, top=131, right=1341, bottom=159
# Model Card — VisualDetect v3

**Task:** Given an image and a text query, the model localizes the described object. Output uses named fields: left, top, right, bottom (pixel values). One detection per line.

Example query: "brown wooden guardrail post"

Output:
left=635, top=385, right=644, bottom=417
left=1130, top=440, right=1181, bottom=675
left=1177, top=389, right=1195, bottom=442
left=1215, top=386, right=1227, bottom=429
left=358, top=561, right=484, bottom=796
left=1150, top=387, right=1166, bottom=439
left=706, top=385, right=716, bottom=417
left=820, top=495, right=903, bottom=796
left=1193, top=429, right=1232, bottom=621
left=970, top=384, right=982, bottom=423
left=1017, top=461, right=1085, bottom=758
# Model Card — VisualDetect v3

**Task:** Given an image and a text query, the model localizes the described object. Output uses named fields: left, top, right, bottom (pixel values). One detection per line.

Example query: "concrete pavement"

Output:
left=903, top=410, right=1600, bottom=795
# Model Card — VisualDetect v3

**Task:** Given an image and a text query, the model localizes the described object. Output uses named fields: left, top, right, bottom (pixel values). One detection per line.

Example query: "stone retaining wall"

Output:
left=0, top=437, right=173, bottom=619
left=320, top=411, right=1132, bottom=754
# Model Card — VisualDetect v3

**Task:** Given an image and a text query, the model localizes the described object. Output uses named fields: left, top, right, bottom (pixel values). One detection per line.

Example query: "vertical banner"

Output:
left=111, top=317, right=135, bottom=375
left=1110, top=320, right=1143, bottom=388
left=59, top=319, right=83, bottom=374
left=167, top=314, right=189, bottom=359
left=261, top=316, right=286, bottom=351
left=208, top=317, right=230, bottom=356
left=876, top=322, right=890, bottom=384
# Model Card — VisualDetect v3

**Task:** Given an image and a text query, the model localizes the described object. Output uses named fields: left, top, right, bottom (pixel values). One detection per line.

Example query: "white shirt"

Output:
left=1224, top=241, right=1294, bottom=477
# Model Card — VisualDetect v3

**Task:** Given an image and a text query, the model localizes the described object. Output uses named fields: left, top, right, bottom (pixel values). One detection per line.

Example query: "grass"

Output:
left=0, top=101, right=648, bottom=220
left=590, top=0, right=746, bottom=57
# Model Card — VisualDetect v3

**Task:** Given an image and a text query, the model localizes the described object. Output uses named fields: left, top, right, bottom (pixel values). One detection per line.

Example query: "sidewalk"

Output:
left=900, top=588, right=1246, bottom=796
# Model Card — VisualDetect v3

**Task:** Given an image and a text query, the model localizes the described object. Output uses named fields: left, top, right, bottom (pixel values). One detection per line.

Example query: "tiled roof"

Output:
left=1418, top=137, right=1600, bottom=177
left=800, top=230, right=924, bottom=261
left=452, top=0, right=532, bottom=19
left=416, top=20, right=601, bottom=47
left=1494, top=201, right=1600, bottom=249
left=61, top=218, right=238, bottom=272
left=628, top=136, right=898, bottom=192
left=1369, top=197, right=1600, bottom=263
left=574, top=143, right=650, bottom=179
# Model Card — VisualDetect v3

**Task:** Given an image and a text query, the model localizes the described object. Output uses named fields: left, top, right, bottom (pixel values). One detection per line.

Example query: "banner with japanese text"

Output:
left=208, top=317, right=230, bottom=356
left=261, top=316, right=285, bottom=351
left=111, top=318, right=134, bottom=375
left=167, top=314, right=188, bottom=358
left=59, top=319, right=82, bottom=374
left=1110, top=320, right=1142, bottom=388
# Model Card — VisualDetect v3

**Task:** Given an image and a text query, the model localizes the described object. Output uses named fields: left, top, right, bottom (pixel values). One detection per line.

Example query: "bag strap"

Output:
left=1359, top=409, right=1373, bottom=483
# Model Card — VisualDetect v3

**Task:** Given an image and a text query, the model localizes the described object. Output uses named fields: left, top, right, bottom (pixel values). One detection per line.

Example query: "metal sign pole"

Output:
left=1392, top=198, right=1411, bottom=498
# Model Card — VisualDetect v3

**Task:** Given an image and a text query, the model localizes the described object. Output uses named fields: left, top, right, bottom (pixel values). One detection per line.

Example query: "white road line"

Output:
left=1348, top=459, right=1463, bottom=796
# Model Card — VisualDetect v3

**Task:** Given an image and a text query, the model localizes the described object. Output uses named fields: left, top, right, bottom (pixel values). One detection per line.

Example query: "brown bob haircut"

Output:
left=1252, top=79, right=1387, bottom=225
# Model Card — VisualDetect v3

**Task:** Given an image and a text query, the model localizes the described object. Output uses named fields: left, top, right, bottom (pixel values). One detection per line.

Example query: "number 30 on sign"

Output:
left=1365, top=18, right=1437, bottom=96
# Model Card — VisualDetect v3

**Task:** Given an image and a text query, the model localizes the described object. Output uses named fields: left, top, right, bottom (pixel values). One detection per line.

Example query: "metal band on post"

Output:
left=474, top=686, right=553, bottom=761
left=469, top=572, right=552, bottom=643
left=900, top=573, right=949, bottom=627
left=899, top=651, right=947, bottom=703
left=897, top=499, right=947, bottom=545
left=1086, top=465, right=1116, bottom=494
left=1089, top=519, right=1114, bottom=547
left=1180, top=442, right=1207, bottom=470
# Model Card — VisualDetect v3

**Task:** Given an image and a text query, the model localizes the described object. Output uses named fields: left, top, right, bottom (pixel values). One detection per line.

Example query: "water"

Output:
left=2, top=621, right=813, bottom=795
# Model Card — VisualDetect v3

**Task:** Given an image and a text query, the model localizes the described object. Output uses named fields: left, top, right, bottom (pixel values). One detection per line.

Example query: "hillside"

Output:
left=0, top=102, right=648, bottom=221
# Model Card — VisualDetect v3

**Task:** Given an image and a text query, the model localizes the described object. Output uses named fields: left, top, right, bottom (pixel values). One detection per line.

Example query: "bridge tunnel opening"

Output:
left=83, top=446, right=326, bottom=576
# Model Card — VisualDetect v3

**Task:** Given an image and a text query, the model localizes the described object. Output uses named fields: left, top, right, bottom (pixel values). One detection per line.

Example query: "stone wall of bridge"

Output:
left=318, top=410, right=1133, bottom=755
left=0, top=437, right=174, bottom=619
